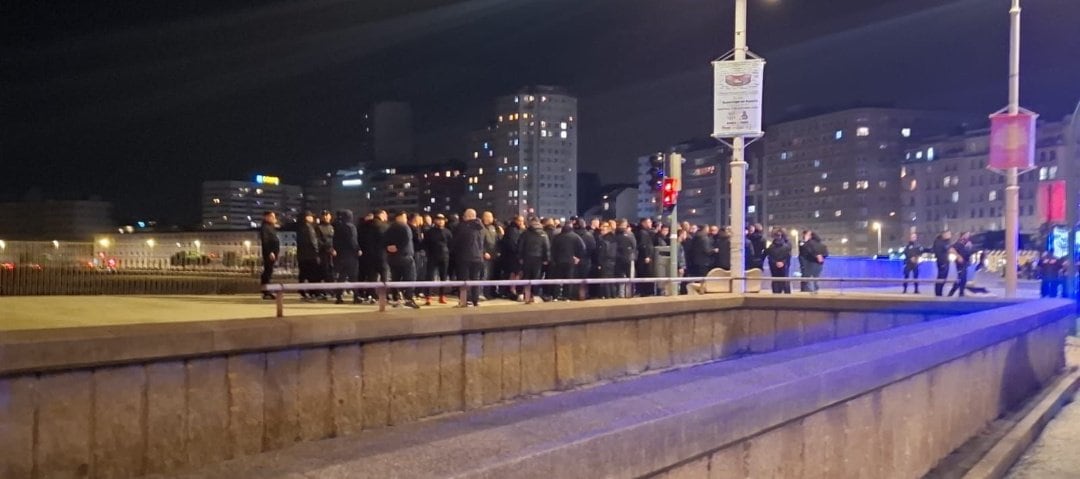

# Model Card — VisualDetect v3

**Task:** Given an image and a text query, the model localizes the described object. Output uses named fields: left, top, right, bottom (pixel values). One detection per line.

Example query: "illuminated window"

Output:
left=212, top=198, right=221, bottom=204
left=813, top=160, right=821, bottom=168
left=560, top=131, right=568, bottom=139
left=951, top=192, right=959, bottom=203
left=901, top=167, right=907, bottom=178
left=834, top=210, right=843, bottom=217
left=1040, top=167, right=1048, bottom=180
left=943, top=177, right=950, bottom=188
left=835, top=130, right=843, bottom=140
left=901, top=128, right=912, bottom=138
left=1050, top=166, right=1059, bottom=179
left=842, top=182, right=850, bottom=190
left=813, top=210, right=821, bottom=218
left=856, top=127, right=870, bottom=137
left=813, top=185, right=822, bottom=193
left=909, top=179, right=917, bottom=191
left=989, top=190, right=997, bottom=201
left=927, top=147, right=936, bottom=161
left=821, top=173, right=828, bottom=180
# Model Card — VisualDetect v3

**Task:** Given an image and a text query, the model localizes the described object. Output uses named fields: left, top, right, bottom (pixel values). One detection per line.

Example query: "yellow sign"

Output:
left=255, top=175, right=280, bottom=185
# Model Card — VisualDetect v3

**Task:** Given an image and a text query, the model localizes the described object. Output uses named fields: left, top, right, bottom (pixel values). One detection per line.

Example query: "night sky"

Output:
left=3, top=0, right=1079, bottom=225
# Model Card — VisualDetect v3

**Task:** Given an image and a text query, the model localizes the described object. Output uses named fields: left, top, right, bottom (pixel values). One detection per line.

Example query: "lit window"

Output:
left=212, top=198, right=221, bottom=204
left=842, top=182, right=850, bottom=190
left=900, top=167, right=907, bottom=178
left=813, top=185, right=822, bottom=193
left=473, top=152, right=479, bottom=159
left=560, top=122, right=568, bottom=130
left=1040, top=167, right=1048, bottom=180
left=879, top=181, right=887, bottom=188
left=835, top=130, right=843, bottom=140
left=560, top=131, right=568, bottom=139
left=909, top=179, right=917, bottom=191
left=835, top=210, right=843, bottom=217
left=813, top=210, right=821, bottom=218
left=813, top=160, right=821, bottom=168
left=927, top=147, right=936, bottom=161
left=989, top=191, right=997, bottom=201
left=901, top=128, right=912, bottom=138
left=951, top=192, right=959, bottom=203
left=821, top=173, right=828, bottom=180
left=856, top=127, right=870, bottom=137
left=916, top=151, right=923, bottom=160
left=1050, top=166, right=1058, bottom=179
left=943, top=177, right=950, bottom=188
left=478, top=192, right=484, bottom=199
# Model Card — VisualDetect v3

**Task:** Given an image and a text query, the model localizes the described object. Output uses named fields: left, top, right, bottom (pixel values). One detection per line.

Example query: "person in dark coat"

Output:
left=453, top=209, right=485, bottom=307
left=748, top=224, right=767, bottom=270
left=902, top=233, right=927, bottom=294
left=574, top=219, right=596, bottom=300
left=799, top=230, right=826, bottom=294
left=423, top=213, right=453, bottom=304
left=947, top=232, right=973, bottom=297
left=635, top=218, right=657, bottom=297
left=316, top=210, right=336, bottom=297
left=518, top=217, right=551, bottom=303
left=710, top=226, right=732, bottom=271
left=932, top=231, right=953, bottom=297
left=296, top=211, right=321, bottom=300
left=259, top=211, right=280, bottom=300
left=358, top=211, right=389, bottom=303
left=332, top=210, right=361, bottom=304
left=499, top=216, right=525, bottom=300
left=552, top=225, right=586, bottom=301
left=688, top=228, right=715, bottom=278
left=383, top=211, right=420, bottom=308
left=595, top=222, right=618, bottom=299
left=614, top=221, right=637, bottom=297
left=765, top=228, right=792, bottom=294
left=1038, top=253, right=1062, bottom=298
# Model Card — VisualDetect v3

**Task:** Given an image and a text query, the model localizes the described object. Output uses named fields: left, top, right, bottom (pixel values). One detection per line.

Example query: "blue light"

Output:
left=136, top=221, right=146, bottom=228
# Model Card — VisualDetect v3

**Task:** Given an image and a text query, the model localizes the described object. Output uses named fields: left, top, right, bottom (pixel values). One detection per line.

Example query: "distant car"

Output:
left=0, top=262, right=14, bottom=271
left=24, top=263, right=43, bottom=271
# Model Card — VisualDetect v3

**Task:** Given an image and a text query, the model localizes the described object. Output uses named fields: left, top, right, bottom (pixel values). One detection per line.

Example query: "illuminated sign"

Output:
left=341, top=179, right=364, bottom=187
left=254, top=175, right=280, bottom=185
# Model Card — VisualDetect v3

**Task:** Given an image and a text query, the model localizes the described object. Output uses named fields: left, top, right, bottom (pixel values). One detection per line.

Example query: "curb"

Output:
left=962, top=366, right=1080, bottom=479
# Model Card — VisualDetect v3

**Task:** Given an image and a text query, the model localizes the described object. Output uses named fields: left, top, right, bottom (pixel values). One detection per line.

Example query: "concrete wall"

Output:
left=0, top=297, right=1018, bottom=478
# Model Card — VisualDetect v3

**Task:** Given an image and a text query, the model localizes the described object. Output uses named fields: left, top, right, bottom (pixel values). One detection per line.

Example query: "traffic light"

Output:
left=661, top=178, right=679, bottom=208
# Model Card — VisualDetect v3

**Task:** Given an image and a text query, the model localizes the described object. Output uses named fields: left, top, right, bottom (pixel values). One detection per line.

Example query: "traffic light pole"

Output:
left=668, top=153, right=682, bottom=296
left=728, top=0, right=749, bottom=294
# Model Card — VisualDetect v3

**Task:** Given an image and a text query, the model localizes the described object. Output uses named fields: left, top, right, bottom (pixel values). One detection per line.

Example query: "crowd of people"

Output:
left=256, top=208, right=836, bottom=307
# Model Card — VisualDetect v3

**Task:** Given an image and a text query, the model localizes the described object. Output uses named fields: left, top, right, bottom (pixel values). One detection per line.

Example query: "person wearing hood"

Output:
left=573, top=218, right=596, bottom=299
left=424, top=213, right=453, bottom=305
left=748, top=224, right=767, bottom=270
left=296, top=211, right=321, bottom=300
left=552, top=224, right=586, bottom=301
left=316, top=210, right=336, bottom=295
left=332, top=210, right=361, bottom=304
left=518, top=217, right=551, bottom=303
left=595, top=221, right=619, bottom=299
left=358, top=210, right=389, bottom=303
left=499, top=215, right=525, bottom=300
left=453, top=209, right=485, bottom=307
left=765, top=228, right=792, bottom=294
left=688, top=227, right=715, bottom=278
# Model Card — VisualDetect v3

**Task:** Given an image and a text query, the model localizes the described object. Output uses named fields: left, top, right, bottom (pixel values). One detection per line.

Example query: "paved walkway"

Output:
left=1006, top=338, right=1080, bottom=479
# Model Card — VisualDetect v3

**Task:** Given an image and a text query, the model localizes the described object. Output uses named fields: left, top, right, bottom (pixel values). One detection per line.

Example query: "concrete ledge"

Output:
left=150, top=299, right=1072, bottom=479
left=0, top=295, right=1012, bottom=376
left=962, top=367, right=1080, bottom=479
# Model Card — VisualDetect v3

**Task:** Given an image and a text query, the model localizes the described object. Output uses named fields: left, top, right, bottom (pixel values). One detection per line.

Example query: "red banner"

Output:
left=988, top=112, right=1037, bottom=170
left=1038, top=180, right=1066, bottom=223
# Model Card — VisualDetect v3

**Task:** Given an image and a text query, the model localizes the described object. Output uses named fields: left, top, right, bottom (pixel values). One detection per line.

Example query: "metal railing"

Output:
left=0, top=266, right=265, bottom=296
left=261, top=276, right=966, bottom=317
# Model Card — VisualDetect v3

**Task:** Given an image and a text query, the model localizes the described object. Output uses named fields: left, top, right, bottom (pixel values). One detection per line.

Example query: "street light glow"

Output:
left=0, top=240, right=5, bottom=250
left=146, top=239, right=156, bottom=248
left=872, top=222, right=882, bottom=231
left=98, top=238, right=111, bottom=248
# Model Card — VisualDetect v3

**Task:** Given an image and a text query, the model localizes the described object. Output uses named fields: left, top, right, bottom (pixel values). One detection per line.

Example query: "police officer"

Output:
left=902, top=232, right=926, bottom=294
left=932, top=231, right=953, bottom=297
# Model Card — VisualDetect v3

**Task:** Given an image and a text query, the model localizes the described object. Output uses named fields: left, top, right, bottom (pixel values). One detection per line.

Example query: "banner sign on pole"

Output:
left=712, top=58, right=765, bottom=139
left=988, top=112, right=1038, bottom=170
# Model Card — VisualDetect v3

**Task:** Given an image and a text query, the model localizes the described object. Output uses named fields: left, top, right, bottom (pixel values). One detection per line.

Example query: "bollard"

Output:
left=524, top=281, right=533, bottom=305
left=459, top=282, right=468, bottom=307
left=275, top=288, right=284, bottom=318
left=377, top=284, right=388, bottom=312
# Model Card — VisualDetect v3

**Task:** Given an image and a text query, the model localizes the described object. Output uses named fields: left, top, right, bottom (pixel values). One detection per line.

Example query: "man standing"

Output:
left=423, top=214, right=453, bottom=305
left=384, top=211, right=420, bottom=309
left=614, top=220, right=637, bottom=297
left=296, top=211, right=321, bottom=301
left=748, top=224, right=767, bottom=270
left=552, top=224, right=586, bottom=301
left=932, top=231, right=953, bottom=297
left=902, top=233, right=926, bottom=294
left=573, top=218, right=596, bottom=300
left=635, top=218, right=656, bottom=297
left=481, top=211, right=500, bottom=301
left=332, top=210, right=361, bottom=304
left=453, top=209, right=485, bottom=307
left=948, top=232, right=973, bottom=297
left=799, top=230, right=826, bottom=294
left=316, top=210, right=335, bottom=299
left=358, top=211, right=389, bottom=303
left=595, top=222, right=618, bottom=299
left=259, top=211, right=280, bottom=300
left=518, top=217, right=551, bottom=303
left=766, top=228, right=792, bottom=294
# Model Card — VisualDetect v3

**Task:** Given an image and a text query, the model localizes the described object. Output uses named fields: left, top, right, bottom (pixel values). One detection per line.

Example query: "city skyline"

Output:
left=3, top=0, right=1080, bottom=225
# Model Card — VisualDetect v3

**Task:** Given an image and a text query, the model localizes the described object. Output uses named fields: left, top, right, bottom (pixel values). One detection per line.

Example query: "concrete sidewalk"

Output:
left=1005, top=337, right=1080, bottom=479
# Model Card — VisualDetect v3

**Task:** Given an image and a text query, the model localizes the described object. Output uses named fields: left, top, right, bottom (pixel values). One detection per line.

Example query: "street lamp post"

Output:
left=1002, top=0, right=1023, bottom=297
left=873, top=222, right=883, bottom=256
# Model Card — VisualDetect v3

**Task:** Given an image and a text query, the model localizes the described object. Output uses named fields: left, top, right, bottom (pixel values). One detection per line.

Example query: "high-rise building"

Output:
left=763, top=108, right=969, bottom=256
left=360, top=101, right=414, bottom=165
left=900, top=118, right=1072, bottom=240
left=306, top=162, right=466, bottom=216
left=465, top=125, right=497, bottom=214
left=489, top=86, right=578, bottom=220
left=201, top=176, right=303, bottom=230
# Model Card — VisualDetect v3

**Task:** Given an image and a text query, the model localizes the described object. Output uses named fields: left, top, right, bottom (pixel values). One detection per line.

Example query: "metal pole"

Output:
left=877, top=227, right=882, bottom=256
left=1066, top=100, right=1080, bottom=298
left=1003, top=0, right=1022, bottom=297
left=668, top=152, right=681, bottom=296
left=729, top=0, right=748, bottom=293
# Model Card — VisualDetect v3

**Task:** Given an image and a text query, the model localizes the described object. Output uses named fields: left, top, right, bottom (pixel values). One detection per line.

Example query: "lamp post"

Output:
left=872, top=222, right=883, bottom=256
left=1002, top=0, right=1023, bottom=297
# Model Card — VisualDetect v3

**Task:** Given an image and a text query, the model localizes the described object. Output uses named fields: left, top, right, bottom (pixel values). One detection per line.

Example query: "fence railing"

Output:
left=0, top=267, right=266, bottom=296
left=261, top=276, right=962, bottom=317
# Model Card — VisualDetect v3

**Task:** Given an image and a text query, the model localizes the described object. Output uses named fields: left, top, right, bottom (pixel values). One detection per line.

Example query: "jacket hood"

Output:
left=336, top=210, right=354, bottom=223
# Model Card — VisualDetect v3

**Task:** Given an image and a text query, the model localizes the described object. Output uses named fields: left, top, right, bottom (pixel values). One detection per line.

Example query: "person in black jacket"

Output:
left=688, top=228, right=715, bottom=278
left=595, top=222, right=618, bottom=299
left=947, top=232, right=973, bottom=297
left=481, top=211, right=500, bottom=300
left=296, top=211, right=321, bottom=300
left=573, top=218, right=596, bottom=300
left=765, top=228, right=792, bottom=294
left=384, top=211, right=420, bottom=309
left=614, top=221, right=636, bottom=297
left=357, top=211, right=389, bottom=303
left=453, top=209, right=486, bottom=307
left=499, top=216, right=525, bottom=300
left=711, top=226, right=732, bottom=271
left=332, top=210, right=361, bottom=304
left=518, top=217, right=551, bottom=303
left=932, top=231, right=953, bottom=297
left=799, top=230, right=826, bottom=294
left=635, top=218, right=657, bottom=297
left=902, top=233, right=926, bottom=294
left=748, top=224, right=767, bottom=270
left=259, top=211, right=280, bottom=300
left=316, top=210, right=335, bottom=298
left=552, top=225, right=586, bottom=301
left=423, top=213, right=453, bottom=304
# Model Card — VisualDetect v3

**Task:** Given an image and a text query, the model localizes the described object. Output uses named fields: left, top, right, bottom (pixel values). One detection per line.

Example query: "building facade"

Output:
left=899, top=119, right=1072, bottom=240
left=0, top=200, right=114, bottom=241
left=489, top=86, right=578, bottom=220
left=360, top=101, right=414, bottom=165
left=465, top=125, right=498, bottom=214
left=201, top=177, right=304, bottom=230
left=763, top=108, right=969, bottom=256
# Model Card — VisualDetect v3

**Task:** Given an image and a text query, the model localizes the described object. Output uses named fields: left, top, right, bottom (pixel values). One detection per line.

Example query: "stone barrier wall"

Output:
left=0, top=296, right=1012, bottom=478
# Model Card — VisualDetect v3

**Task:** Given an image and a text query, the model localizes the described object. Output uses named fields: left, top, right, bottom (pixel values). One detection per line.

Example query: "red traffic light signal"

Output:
left=661, top=178, right=678, bottom=207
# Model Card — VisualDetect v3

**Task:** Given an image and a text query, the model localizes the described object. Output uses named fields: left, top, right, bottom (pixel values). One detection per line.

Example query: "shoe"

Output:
left=404, top=300, right=421, bottom=309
